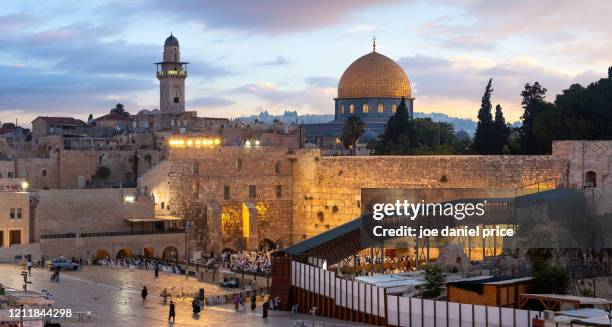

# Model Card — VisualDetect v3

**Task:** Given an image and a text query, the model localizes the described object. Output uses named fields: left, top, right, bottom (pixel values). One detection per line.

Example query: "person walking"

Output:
left=168, top=301, right=176, bottom=322
left=154, top=265, right=159, bottom=278
left=160, top=288, right=169, bottom=304
left=233, top=293, right=240, bottom=311
left=250, top=294, right=256, bottom=311
left=141, top=286, right=148, bottom=303
left=27, top=260, right=33, bottom=276
left=262, top=299, right=270, bottom=319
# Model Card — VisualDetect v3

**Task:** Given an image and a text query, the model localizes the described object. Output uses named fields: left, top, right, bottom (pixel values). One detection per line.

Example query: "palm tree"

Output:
left=341, top=115, right=366, bottom=155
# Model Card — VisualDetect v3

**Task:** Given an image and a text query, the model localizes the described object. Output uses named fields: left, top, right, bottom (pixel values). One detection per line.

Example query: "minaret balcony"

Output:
left=156, top=70, right=187, bottom=78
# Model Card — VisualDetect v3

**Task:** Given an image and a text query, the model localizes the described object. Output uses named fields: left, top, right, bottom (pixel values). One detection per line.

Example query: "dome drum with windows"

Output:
left=334, top=44, right=414, bottom=122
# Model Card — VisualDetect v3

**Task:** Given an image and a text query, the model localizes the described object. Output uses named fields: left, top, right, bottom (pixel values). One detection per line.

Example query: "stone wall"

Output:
left=552, top=140, right=612, bottom=214
left=139, top=146, right=294, bottom=251
left=33, top=188, right=150, bottom=241
left=291, top=150, right=569, bottom=241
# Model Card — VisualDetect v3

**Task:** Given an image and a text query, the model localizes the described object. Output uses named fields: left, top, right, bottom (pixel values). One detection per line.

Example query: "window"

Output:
left=275, top=162, right=281, bottom=175
left=16, top=208, right=22, bottom=219
left=349, top=104, right=355, bottom=113
left=0, top=231, right=3, bottom=248
left=392, top=104, right=397, bottom=113
left=362, top=104, right=369, bottom=113
left=0, top=172, right=2, bottom=178
left=174, top=97, right=180, bottom=103
left=224, top=185, right=230, bottom=200
left=248, top=185, right=256, bottom=198
left=340, top=105, right=344, bottom=114
left=41, top=169, right=47, bottom=177
left=9, top=230, right=20, bottom=246
left=9, top=208, right=15, bottom=219
left=276, top=185, right=282, bottom=198
left=236, top=159, right=242, bottom=171
left=377, top=103, right=384, bottom=113
left=161, top=202, right=165, bottom=209
left=585, top=171, right=597, bottom=188
left=7, top=172, right=13, bottom=178
left=193, top=162, right=199, bottom=175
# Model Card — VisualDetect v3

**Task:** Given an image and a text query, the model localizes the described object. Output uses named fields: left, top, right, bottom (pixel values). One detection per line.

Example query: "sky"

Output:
left=1, top=0, right=611, bottom=126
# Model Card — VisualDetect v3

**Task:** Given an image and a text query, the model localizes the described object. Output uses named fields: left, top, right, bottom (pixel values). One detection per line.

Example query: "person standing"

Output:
left=251, top=294, right=256, bottom=311
left=27, top=260, right=32, bottom=276
left=141, top=286, right=148, bottom=303
left=154, top=264, right=159, bottom=278
left=168, top=301, right=176, bottom=322
left=262, top=299, right=270, bottom=319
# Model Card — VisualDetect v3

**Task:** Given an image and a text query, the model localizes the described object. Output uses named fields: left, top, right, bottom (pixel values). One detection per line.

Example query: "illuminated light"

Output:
left=21, top=181, right=29, bottom=190
left=214, top=139, right=221, bottom=145
left=124, top=195, right=135, bottom=203
left=255, top=140, right=260, bottom=146
left=245, top=140, right=251, bottom=147
left=187, top=139, right=193, bottom=146
left=195, top=139, right=201, bottom=146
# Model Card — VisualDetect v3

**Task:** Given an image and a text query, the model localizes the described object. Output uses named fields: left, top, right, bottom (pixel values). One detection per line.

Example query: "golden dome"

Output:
left=338, top=51, right=411, bottom=99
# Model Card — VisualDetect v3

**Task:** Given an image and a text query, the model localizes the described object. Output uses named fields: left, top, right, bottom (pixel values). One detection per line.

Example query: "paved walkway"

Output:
left=0, top=264, right=366, bottom=326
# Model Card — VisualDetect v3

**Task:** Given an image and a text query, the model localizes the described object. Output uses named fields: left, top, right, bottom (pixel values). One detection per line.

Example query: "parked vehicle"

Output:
left=46, top=258, right=80, bottom=271
left=219, top=277, right=239, bottom=288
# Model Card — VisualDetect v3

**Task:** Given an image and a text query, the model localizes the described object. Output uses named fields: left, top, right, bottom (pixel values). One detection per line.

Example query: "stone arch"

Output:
left=259, top=238, right=276, bottom=251
left=143, top=246, right=155, bottom=258
left=585, top=171, right=597, bottom=188
left=94, top=249, right=110, bottom=260
left=116, top=248, right=134, bottom=259
left=162, top=246, right=179, bottom=262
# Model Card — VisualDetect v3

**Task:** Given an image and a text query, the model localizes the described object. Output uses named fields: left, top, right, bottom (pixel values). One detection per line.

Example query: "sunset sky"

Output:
left=1, top=0, right=611, bottom=126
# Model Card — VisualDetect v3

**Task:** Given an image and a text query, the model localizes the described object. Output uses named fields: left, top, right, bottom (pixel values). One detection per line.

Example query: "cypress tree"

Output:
left=473, top=79, right=494, bottom=154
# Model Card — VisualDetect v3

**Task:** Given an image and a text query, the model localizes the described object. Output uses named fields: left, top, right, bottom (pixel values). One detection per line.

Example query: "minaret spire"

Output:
left=372, top=36, right=376, bottom=52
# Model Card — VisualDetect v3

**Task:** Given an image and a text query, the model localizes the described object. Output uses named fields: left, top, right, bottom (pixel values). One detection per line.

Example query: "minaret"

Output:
left=156, top=33, right=188, bottom=114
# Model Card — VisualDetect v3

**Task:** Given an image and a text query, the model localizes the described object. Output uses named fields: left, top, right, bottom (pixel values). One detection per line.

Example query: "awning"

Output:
left=124, top=216, right=184, bottom=223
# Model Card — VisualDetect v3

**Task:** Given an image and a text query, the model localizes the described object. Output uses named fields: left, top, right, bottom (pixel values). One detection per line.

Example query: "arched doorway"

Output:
left=162, top=246, right=179, bottom=262
left=116, top=248, right=134, bottom=259
left=94, top=249, right=110, bottom=260
left=143, top=247, right=155, bottom=258
left=585, top=171, right=597, bottom=188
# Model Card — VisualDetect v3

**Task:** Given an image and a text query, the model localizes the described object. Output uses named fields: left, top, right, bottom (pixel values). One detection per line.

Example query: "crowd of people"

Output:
left=334, top=254, right=416, bottom=275
left=95, top=257, right=184, bottom=275
left=222, top=251, right=272, bottom=275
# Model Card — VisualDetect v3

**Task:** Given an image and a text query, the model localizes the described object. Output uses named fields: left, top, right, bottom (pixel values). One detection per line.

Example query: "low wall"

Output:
left=0, top=243, right=41, bottom=263
left=40, top=233, right=185, bottom=261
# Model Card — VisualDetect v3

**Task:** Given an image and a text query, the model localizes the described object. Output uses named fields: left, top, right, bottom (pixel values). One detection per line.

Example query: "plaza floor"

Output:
left=0, top=264, right=365, bottom=326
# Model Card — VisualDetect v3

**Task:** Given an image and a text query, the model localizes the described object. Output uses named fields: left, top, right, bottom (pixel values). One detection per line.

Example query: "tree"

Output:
left=518, top=82, right=552, bottom=154
left=111, top=103, right=130, bottom=117
left=341, top=115, right=365, bottom=155
left=422, top=264, right=446, bottom=298
left=473, top=79, right=495, bottom=154
left=492, top=104, right=510, bottom=154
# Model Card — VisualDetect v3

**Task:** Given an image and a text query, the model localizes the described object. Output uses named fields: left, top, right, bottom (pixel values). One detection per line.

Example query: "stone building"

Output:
left=0, top=189, right=31, bottom=248
left=138, top=140, right=612, bottom=256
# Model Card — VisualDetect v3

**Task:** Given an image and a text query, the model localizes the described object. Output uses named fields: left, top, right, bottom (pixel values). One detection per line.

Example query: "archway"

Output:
left=162, top=246, right=179, bottom=262
left=116, top=248, right=134, bottom=259
left=585, top=171, right=597, bottom=188
left=94, top=249, right=110, bottom=260
left=143, top=247, right=155, bottom=258
left=259, top=238, right=277, bottom=251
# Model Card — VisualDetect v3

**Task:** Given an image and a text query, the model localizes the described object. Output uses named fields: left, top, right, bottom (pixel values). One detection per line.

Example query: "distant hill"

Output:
left=238, top=110, right=478, bottom=134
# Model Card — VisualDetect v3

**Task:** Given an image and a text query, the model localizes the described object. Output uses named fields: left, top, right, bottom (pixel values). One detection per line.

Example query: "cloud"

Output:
left=257, top=56, right=289, bottom=66
left=347, top=25, right=377, bottom=34
left=138, top=0, right=400, bottom=33
left=305, top=76, right=338, bottom=88
left=418, top=0, right=612, bottom=61
left=398, top=53, right=607, bottom=121
left=189, top=96, right=235, bottom=107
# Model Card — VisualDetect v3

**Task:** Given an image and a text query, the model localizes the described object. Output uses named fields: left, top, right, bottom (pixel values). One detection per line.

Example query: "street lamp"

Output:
left=21, top=181, right=29, bottom=191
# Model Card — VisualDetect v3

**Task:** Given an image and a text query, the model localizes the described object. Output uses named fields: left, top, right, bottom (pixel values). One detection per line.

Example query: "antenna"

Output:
left=373, top=36, right=376, bottom=52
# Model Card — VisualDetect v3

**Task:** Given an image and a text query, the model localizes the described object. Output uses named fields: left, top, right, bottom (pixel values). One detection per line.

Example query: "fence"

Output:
left=386, top=296, right=541, bottom=327
left=290, top=261, right=542, bottom=327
